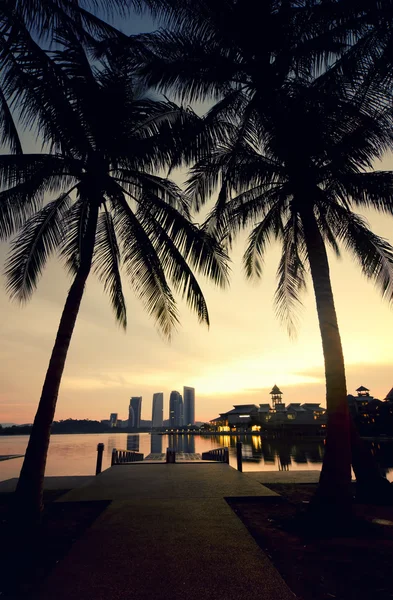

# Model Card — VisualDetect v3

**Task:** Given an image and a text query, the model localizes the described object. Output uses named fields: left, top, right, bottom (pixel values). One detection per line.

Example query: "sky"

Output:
left=0, top=10, right=392, bottom=425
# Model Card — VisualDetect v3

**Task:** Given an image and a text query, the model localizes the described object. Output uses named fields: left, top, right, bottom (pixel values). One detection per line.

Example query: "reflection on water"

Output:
left=150, top=435, right=163, bottom=454
left=127, top=434, right=140, bottom=452
left=0, top=433, right=392, bottom=482
left=167, top=434, right=195, bottom=453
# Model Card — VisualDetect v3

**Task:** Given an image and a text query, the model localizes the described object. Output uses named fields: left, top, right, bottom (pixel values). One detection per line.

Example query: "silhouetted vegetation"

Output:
left=1, top=0, right=393, bottom=524
left=0, top=420, right=109, bottom=435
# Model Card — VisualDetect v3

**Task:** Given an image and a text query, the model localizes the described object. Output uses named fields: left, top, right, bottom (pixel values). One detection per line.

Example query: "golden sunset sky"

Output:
left=0, top=12, right=392, bottom=424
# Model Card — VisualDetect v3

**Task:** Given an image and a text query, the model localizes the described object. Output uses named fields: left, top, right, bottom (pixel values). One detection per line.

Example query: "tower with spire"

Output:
left=270, top=384, right=284, bottom=409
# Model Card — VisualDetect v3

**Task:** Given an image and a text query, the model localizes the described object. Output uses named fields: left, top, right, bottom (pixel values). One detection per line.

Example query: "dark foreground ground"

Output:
left=229, top=483, right=393, bottom=600
left=0, top=483, right=392, bottom=600
left=0, top=491, right=109, bottom=599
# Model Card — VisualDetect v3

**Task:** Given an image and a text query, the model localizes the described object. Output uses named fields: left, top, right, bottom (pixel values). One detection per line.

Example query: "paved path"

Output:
left=37, top=464, right=295, bottom=600
left=57, top=463, right=279, bottom=502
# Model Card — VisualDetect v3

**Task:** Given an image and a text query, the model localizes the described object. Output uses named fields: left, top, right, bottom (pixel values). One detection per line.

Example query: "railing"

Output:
left=96, top=443, right=104, bottom=475
left=236, top=441, right=243, bottom=472
left=201, top=447, right=229, bottom=463
left=111, top=448, right=144, bottom=465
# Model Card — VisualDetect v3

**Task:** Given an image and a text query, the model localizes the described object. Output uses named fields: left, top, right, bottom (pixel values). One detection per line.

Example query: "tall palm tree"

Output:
left=0, top=35, right=228, bottom=524
left=129, top=0, right=393, bottom=508
left=185, top=77, right=393, bottom=513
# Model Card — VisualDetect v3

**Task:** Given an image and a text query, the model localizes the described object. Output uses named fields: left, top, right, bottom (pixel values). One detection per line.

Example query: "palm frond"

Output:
left=111, top=192, right=179, bottom=340
left=60, top=196, right=90, bottom=275
left=0, top=154, right=80, bottom=239
left=0, top=86, right=22, bottom=154
left=5, top=192, right=72, bottom=301
left=243, top=200, right=286, bottom=280
left=114, top=170, right=190, bottom=217
left=136, top=207, right=211, bottom=326
left=93, top=206, right=127, bottom=329
left=330, top=205, right=393, bottom=302
left=120, top=184, right=230, bottom=289
left=336, top=171, right=393, bottom=214
left=274, top=217, right=307, bottom=337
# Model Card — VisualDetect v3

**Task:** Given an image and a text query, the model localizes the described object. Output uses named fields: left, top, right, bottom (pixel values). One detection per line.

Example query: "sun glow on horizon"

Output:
left=191, top=355, right=324, bottom=396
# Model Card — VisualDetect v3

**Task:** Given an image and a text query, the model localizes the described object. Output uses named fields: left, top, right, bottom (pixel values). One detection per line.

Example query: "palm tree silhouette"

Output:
left=132, top=0, right=393, bottom=511
left=188, top=78, right=393, bottom=512
left=0, top=34, right=228, bottom=523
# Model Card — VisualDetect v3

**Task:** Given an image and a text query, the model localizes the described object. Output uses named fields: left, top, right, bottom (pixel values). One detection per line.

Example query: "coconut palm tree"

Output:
left=129, top=0, right=393, bottom=509
left=184, top=77, right=393, bottom=514
left=0, top=34, right=228, bottom=524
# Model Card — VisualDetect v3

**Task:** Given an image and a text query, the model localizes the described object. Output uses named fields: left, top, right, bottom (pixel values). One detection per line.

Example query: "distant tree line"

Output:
left=0, top=419, right=110, bottom=435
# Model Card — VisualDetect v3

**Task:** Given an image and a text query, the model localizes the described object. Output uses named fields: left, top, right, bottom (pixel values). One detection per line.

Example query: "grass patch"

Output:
left=228, top=484, right=393, bottom=600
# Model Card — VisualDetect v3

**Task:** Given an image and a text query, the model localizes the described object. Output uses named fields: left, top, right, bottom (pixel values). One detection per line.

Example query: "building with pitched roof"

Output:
left=210, top=386, right=327, bottom=434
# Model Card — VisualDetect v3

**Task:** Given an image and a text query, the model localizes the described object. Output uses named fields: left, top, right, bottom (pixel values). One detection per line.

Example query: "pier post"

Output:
left=111, top=448, right=117, bottom=466
left=96, top=443, right=104, bottom=475
left=224, top=448, right=229, bottom=464
left=166, top=448, right=176, bottom=463
left=236, top=441, right=243, bottom=472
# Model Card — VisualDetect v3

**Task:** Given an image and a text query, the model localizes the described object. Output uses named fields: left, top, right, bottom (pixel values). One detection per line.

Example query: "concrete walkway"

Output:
left=37, top=464, right=295, bottom=600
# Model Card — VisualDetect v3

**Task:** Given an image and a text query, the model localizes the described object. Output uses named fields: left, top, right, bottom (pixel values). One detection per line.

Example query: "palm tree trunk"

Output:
left=300, top=207, right=353, bottom=514
left=350, top=419, right=393, bottom=503
left=15, top=203, right=98, bottom=526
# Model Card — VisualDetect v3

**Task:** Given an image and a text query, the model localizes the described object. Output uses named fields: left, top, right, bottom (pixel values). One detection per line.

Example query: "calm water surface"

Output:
left=1, top=433, right=392, bottom=482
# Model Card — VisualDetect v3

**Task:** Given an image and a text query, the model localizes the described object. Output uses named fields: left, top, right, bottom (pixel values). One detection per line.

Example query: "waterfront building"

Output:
left=385, top=388, right=393, bottom=401
left=210, top=385, right=327, bottom=434
left=183, top=386, right=195, bottom=426
left=270, top=384, right=284, bottom=408
left=129, top=397, right=142, bottom=429
left=210, top=405, right=259, bottom=431
left=152, top=393, right=164, bottom=428
left=169, top=391, right=183, bottom=427
left=109, top=413, right=118, bottom=428
left=347, top=385, right=393, bottom=435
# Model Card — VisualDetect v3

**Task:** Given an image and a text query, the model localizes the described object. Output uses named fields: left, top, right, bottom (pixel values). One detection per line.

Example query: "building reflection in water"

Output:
left=127, top=434, right=140, bottom=452
left=168, top=434, right=195, bottom=453
left=150, top=434, right=163, bottom=454
left=206, top=434, right=327, bottom=470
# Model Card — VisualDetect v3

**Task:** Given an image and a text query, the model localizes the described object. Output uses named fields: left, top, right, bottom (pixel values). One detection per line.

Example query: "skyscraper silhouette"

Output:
left=183, top=387, right=195, bottom=426
left=152, top=393, right=164, bottom=428
left=129, top=396, right=142, bottom=429
left=169, top=391, right=183, bottom=427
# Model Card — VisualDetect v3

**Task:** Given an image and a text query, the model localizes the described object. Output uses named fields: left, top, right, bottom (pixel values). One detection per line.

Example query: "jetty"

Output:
left=35, top=461, right=295, bottom=600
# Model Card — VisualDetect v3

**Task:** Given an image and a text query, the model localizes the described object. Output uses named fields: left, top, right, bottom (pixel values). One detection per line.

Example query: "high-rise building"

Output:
left=152, top=393, right=164, bottom=428
left=109, top=413, right=118, bottom=428
left=129, top=397, right=142, bottom=429
left=183, top=387, right=195, bottom=426
left=169, top=391, right=183, bottom=427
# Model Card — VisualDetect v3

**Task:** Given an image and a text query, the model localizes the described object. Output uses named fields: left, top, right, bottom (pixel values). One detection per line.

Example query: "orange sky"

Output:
left=1, top=152, right=392, bottom=424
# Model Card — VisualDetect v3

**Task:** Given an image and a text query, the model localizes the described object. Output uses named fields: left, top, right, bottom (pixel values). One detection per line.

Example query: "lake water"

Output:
left=1, top=433, right=392, bottom=482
